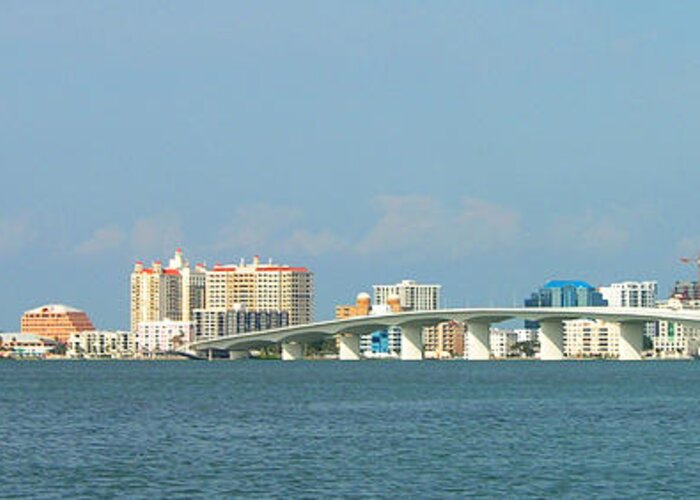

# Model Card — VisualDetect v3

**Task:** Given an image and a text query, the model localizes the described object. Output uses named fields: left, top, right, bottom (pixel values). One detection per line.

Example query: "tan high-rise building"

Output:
left=21, top=304, right=95, bottom=345
left=130, top=249, right=205, bottom=332
left=205, top=255, right=313, bottom=326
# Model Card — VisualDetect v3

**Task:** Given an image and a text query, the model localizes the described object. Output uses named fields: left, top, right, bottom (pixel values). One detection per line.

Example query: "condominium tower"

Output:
left=373, top=279, right=441, bottom=311
left=130, top=249, right=206, bottom=332
left=205, top=255, right=313, bottom=326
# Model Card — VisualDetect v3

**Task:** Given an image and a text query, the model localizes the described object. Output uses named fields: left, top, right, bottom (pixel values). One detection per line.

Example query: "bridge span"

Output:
left=188, top=307, right=700, bottom=361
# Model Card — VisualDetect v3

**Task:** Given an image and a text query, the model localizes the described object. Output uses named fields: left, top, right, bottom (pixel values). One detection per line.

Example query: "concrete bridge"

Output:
left=188, top=307, right=700, bottom=361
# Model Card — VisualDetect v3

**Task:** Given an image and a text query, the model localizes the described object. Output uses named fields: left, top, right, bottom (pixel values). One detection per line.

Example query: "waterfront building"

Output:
left=564, top=320, right=619, bottom=358
left=489, top=329, right=519, bottom=359
left=424, top=321, right=464, bottom=359
left=136, top=320, right=195, bottom=355
left=67, top=331, right=134, bottom=359
left=654, top=297, right=700, bottom=357
left=192, top=305, right=289, bottom=341
left=205, top=255, right=313, bottom=326
left=130, top=249, right=206, bottom=332
left=0, top=333, right=57, bottom=358
left=21, top=304, right=95, bottom=345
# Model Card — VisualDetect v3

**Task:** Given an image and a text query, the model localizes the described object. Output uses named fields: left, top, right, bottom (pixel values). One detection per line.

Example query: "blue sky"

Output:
left=2, top=1, right=700, bottom=329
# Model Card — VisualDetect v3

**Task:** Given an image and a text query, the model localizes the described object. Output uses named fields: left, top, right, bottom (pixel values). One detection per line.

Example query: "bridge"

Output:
left=188, top=307, right=700, bottom=361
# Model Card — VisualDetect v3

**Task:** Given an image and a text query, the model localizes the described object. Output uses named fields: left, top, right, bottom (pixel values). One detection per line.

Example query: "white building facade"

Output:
left=68, top=331, right=135, bottom=358
left=373, top=280, right=441, bottom=311
left=654, top=298, right=700, bottom=357
left=136, top=320, right=195, bottom=356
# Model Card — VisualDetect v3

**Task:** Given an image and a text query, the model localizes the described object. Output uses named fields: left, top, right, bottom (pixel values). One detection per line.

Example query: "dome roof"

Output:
left=356, top=292, right=371, bottom=301
left=25, top=304, right=83, bottom=315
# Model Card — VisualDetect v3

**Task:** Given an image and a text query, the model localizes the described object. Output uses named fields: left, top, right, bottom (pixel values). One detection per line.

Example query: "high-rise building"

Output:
left=671, top=281, right=700, bottom=302
left=130, top=249, right=206, bottom=332
left=599, top=280, right=658, bottom=338
left=599, top=281, right=658, bottom=307
left=525, top=280, right=607, bottom=308
left=21, top=304, right=95, bottom=344
left=524, top=280, right=607, bottom=329
left=373, top=279, right=441, bottom=311
left=205, top=255, right=313, bottom=326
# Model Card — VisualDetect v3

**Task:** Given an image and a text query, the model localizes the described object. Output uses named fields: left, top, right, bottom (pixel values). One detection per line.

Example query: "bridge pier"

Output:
left=400, top=325, right=423, bottom=361
left=540, top=320, right=564, bottom=360
left=339, top=334, right=361, bottom=361
left=281, top=342, right=304, bottom=361
left=467, top=321, right=491, bottom=360
left=619, top=322, right=644, bottom=361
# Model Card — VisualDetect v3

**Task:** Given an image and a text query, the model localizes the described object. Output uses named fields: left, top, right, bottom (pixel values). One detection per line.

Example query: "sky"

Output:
left=2, top=1, right=700, bottom=329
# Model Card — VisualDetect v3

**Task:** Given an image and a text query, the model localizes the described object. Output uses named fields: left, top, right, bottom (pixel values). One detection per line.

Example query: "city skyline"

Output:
left=3, top=2, right=700, bottom=329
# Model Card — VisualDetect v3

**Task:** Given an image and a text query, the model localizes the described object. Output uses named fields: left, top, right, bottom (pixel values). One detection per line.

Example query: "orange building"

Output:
left=335, top=292, right=403, bottom=319
left=21, top=304, right=95, bottom=345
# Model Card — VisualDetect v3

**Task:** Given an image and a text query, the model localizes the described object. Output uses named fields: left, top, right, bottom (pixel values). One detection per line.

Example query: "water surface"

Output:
left=1, top=360, right=699, bottom=497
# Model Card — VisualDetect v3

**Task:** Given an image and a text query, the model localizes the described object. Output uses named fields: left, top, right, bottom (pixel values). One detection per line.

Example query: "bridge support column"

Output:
left=339, top=334, right=361, bottom=361
left=400, top=325, right=423, bottom=361
left=540, top=320, right=564, bottom=360
left=467, top=321, right=491, bottom=360
left=208, top=349, right=214, bottom=361
left=228, top=350, right=248, bottom=360
left=619, top=322, right=644, bottom=361
left=281, top=342, right=304, bottom=361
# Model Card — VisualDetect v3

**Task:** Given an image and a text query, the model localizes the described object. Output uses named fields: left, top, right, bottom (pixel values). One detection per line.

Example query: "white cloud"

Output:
left=75, top=226, right=125, bottom=255
left=283, top=230, right=347, bottom=256
left=550, top=209, right=633, bottom=253
left=356, top=195, right=520, bottom=258
left=131, top=214, right=184, bottom=255
left=213, top=204, right=303, bottom=253
left=0, top=215, right=38, bottom=254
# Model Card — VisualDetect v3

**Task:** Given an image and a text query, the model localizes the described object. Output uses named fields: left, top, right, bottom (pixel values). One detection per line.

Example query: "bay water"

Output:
left=2, top=360, right=700, bottom=498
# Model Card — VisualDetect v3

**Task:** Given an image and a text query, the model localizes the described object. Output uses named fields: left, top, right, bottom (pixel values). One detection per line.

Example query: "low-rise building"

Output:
left=654, top=297, right=700, bottom=358
left=68, top=331, right=135, bottom=359
left=192, top=306, right=289, bottom=341
left=0, top=333, right=57, bottom=358
left=424, top=321, right=464, bottom=359
left=490, top=329, right=519, bottom=359
left=136, top=320, right=195, bottom=356
left=564, top=320, right=619, bottom=358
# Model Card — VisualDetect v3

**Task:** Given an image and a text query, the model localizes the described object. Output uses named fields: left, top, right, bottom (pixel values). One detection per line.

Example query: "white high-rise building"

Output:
left=599, top=280, right=659, bottom=340
left=373, top=279, right=441, bottom=311
left=599, top=281, right=658, bottom=307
